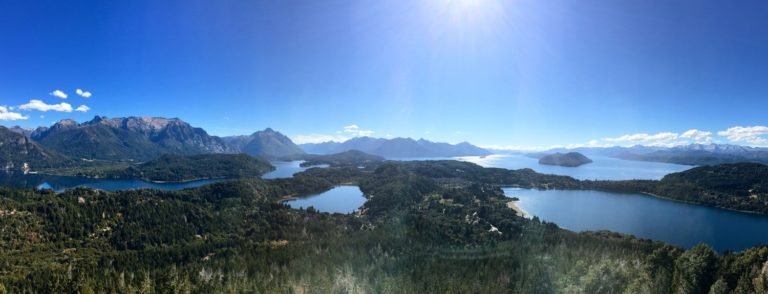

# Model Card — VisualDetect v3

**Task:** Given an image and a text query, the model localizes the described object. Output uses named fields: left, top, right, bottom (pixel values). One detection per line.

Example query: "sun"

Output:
left=422, top=0, right=508, bottom=37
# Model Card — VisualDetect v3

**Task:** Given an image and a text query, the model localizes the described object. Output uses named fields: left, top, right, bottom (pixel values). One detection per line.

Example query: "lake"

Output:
left=392, top=154, right=692, bottom=180
left=0, top=160, right=321, bottom=192
left=262, top=160, right=328, bottom=179
left=504, top=187, right=768, bottom=252
left=285, top=186, right=366, bottom=214
left=0, top=173, right=221, bottom=192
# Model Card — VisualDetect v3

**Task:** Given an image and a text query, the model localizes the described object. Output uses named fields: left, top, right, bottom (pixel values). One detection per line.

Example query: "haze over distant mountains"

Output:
left=299, top=137, right=492, bottom=158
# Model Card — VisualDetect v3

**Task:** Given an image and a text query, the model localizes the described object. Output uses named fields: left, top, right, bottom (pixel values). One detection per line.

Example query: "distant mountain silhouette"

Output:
left=223, top=128, right=305, bottom=159
left=299, top=137, right=491, bottom=158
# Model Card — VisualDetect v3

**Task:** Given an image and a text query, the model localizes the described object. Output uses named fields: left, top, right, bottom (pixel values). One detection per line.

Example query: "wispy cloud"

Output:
left=604, top=132, right=679, bottom=143
left=294, top=124, right=375, bottom=144
left=19, top=99, right=73, bottom=112
left=343, top=124, right=374, bottom=137
left=292, top=134, right=349, bottom=144
left=717, top=126, right=768, bottom=146
left=75, top=105, right=90, bottom=112
left=75, top=89, right=92, bottom=98
left=480, top=144, right=550, bottom=151
left=0, top=106, right=28, bottom=120
left=49, top=89, right=68, bottom=99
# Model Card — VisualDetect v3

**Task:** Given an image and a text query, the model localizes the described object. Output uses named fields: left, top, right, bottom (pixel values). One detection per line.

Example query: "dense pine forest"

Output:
left=2, top=160, right=768, bottom=292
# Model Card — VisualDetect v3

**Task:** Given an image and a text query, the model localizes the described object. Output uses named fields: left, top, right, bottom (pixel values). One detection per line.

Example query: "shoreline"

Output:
left=506, top=200, right=529, bottom=218
left=277, top=184, right=360, bottom=204
left=638, top=191, right=767, bottom=216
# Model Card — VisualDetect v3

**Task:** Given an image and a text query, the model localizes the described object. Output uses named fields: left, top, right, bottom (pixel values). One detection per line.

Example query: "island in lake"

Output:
left=538, top=152, right=593, bottom=167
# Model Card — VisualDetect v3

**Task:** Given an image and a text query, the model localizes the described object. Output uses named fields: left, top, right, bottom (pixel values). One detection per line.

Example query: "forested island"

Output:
left=538, top=152, right=593, bottom=167
left=58, top=153, right=274, bottom=182
left=2, top=160, right=768, bottom=292
left=299, top=150, right=384, bottom=167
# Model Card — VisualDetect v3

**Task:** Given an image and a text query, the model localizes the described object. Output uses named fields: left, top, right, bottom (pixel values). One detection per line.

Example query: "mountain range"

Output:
left=28, top=116, right=234, bottom=161
left=5, top=116, right=492, bottom=171
left=10, top=115, right=768, bottom=170
left=299, top=137, right=491, bottom=158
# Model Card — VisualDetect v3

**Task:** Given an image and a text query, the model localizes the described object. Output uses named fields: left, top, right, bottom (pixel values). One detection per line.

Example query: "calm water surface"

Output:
left=285, top=186, right=366, bottom=214
left=0, top=160, right=325, bottom=192
left=393, top=154, right=692, bottom=180
left=461, top=154, right=692, bottom=180
left=262, top=160, right=328, bottom=179
left=504, top=188, right=768, bottom=252
left=0, top=173, right=221, bottom=192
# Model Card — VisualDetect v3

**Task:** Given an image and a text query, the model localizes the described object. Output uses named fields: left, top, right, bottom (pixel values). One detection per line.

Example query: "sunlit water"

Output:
left=392, top=154, right=692, bottom=180
left=504, top=187, right=768, bottom=252
left=285, top=186, right=366, bottom=214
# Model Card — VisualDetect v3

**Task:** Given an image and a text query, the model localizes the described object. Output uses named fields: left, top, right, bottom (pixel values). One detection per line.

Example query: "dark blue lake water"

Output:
left=262, top=160, right=328, bottom=179
left=0, top=160, right=325, bottom=192
left=504, top=188, right=768, bottom=252
left=0, top=173, right=220, bottom=192
left=285, top=186, right=366, bottom=214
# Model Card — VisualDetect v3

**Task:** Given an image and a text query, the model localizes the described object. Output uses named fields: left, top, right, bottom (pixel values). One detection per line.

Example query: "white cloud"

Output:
left=19, top=99, right=73, bottom=112
left=75, top=88, right=92, bottom=98
left=292, top=134, right=350, bottom=144
left=680, top=129, right=713, bottom=143
left=604, top=132, right=679, bottom=143
left=481, top=144, right=549, bottom=151
left=49, top=90, right=68, bottom=99
left=0, top=106, right=28, bottom=120
left=717, top=126, right=768, bottom=145
left=294, top=124, right=375, bottom=144
left=342, top=124, right=374, bottom=137
left=75, top=105, right=90, bottom=112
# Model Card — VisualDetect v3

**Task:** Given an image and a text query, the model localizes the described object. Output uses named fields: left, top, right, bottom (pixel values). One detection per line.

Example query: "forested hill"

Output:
left=299, top=150, right=384, bottom=167
left=587, top=162, right=768, bottom=214
left=2, top=160, right=768, bottom=292
left=111, top=153, right=274, bottom=182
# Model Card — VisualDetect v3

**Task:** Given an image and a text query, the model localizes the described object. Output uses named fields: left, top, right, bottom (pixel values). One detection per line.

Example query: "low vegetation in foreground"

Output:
left=2, top=160, right=768, bottom=292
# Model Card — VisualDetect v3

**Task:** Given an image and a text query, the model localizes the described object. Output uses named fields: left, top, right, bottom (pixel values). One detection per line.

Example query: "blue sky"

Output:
left=1, top=0, right=768, bottom=149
